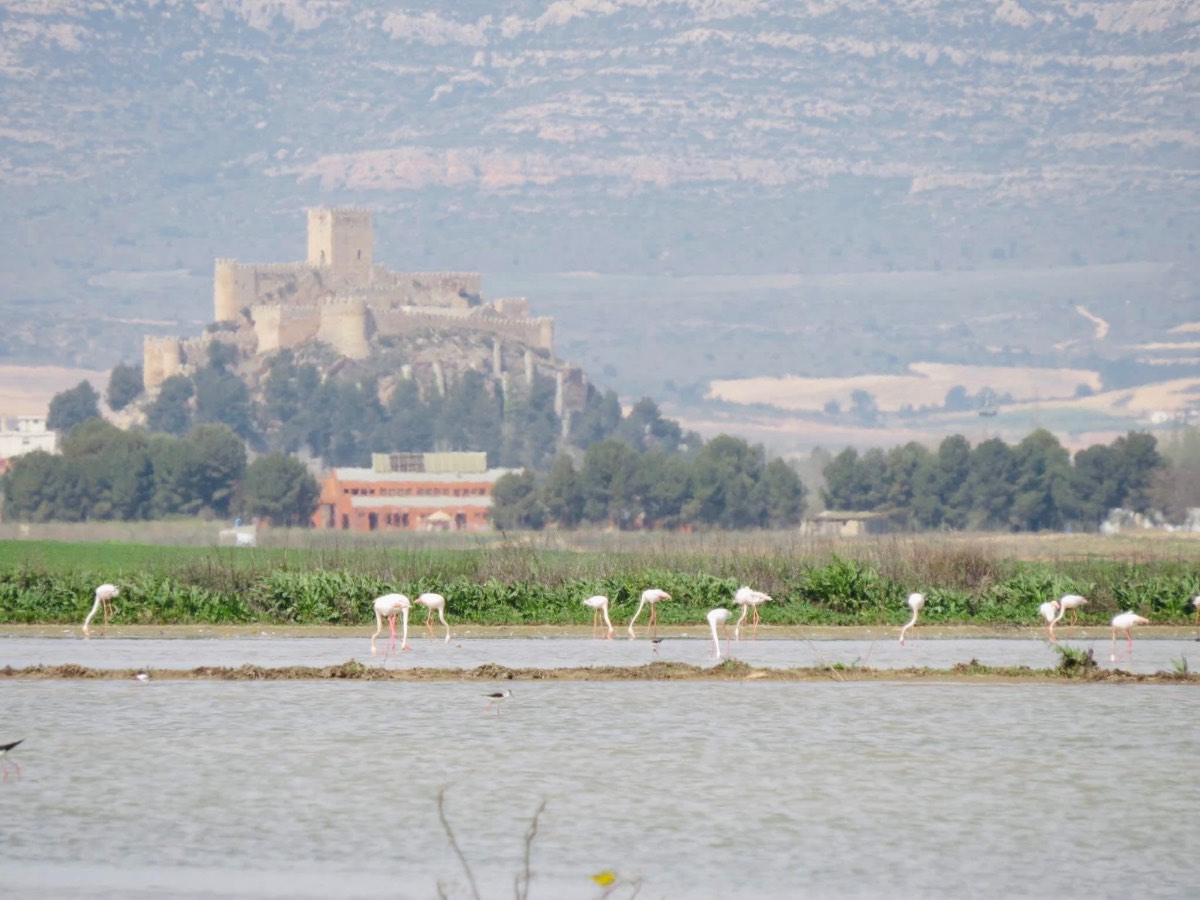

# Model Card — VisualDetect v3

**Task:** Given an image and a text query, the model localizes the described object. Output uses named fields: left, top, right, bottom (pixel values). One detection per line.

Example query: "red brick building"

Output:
left=311, top=451, right=518, bottom=533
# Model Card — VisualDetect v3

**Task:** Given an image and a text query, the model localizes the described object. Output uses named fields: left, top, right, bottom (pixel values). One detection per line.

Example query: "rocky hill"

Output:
left=1, top=1, right=1197, bottom=450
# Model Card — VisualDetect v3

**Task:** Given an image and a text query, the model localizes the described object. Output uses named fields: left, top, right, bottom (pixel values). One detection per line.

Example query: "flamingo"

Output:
left=582, top=595, right=614, bottom=640
left=898, top=593, right=925, bottom=646
left=370, top=593, right=411, bottom=657
left=1, top=739, right=22, bottom=782
left=707, top=608, right=732, bottom=658
left=415, top=592, right=451, bottom=644
left=1058, top=594, right=1088, bottom=626
left=82, top=583, right=120, bottom=637
left=1189, top=595, right=1200, bottom=624
left=1039, top=600, right=1065, bottom=643
left=627, top=588, right=671, bottom=639
left=484, top=689, right=512, bottom=716
left=733, top=586, right=772, bottom=640
left=1110, top=611, right=1149, bottom=663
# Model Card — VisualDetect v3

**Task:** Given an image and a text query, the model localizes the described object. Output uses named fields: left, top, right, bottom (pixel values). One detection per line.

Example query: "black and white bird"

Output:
left=1, top=739, right=23, bottom=782
left=484, top=689, right=512, bottom=715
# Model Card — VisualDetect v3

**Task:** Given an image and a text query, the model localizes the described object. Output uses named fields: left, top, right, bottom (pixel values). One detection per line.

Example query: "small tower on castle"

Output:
left=307, top=207, right=373, bottom=283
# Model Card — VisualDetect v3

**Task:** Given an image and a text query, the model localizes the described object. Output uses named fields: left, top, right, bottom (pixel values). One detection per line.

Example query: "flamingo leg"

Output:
left=649, top=604, right=658, bottom=639
left=734, top=607, right=746, bottom=642
left=752, top=606, right=760, bottom=639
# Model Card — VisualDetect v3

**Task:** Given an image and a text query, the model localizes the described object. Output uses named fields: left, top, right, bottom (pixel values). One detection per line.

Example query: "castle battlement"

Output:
left=149, top=207, right=561, bottom=403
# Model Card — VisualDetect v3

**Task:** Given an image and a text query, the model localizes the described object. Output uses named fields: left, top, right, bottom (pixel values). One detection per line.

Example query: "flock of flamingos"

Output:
left=80, top=582, right=1200, bottom=665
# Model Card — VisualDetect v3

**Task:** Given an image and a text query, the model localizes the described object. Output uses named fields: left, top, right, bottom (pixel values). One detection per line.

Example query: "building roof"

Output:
left=349, top=495, right=494, bottom=510
left=331, top=467, right=517, bottom=485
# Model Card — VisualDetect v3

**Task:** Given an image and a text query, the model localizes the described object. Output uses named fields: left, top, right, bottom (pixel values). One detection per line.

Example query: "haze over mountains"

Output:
left=1, top=0, right=1197, bottom=451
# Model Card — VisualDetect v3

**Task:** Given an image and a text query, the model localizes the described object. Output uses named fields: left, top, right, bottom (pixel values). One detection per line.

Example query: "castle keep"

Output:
left=143, top=208, right=561, bottom=394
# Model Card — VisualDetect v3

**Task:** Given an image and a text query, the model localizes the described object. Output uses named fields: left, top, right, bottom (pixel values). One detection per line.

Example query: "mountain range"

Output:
left=1, top=0, right=1197, bottom=452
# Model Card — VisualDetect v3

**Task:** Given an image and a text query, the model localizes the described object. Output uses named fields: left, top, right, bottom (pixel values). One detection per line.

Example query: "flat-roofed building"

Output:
left=0, top=417, right=59, bottom=459
left=312, top=451, right=517, bottom=532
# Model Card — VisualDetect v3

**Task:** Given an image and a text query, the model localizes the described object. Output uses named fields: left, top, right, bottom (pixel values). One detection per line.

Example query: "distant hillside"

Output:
left=1, top=1, right=1197, bottom=451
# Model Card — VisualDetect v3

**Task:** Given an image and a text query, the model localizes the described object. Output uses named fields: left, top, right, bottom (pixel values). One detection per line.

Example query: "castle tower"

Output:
left=143, top=336, right=183, bottom=394
left=317, top=296, right=370, bottom=359
left=307, top=207, right=372, bottom=283
left=214, top=259, right=255, bottom=323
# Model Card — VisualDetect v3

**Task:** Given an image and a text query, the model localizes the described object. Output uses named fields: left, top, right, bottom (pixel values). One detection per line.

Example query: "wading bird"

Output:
left=898, top=593, right=926, bottom=646
left=1058, top=594, right=1088, bottom=626
left=582, top=595, right=614, bottom=640
left=627, top=589, right=671, bottom=639
left=707, top=608, right=732, bottom=659
left=415, top=592, right=451, bottom=644
left=82, top=583, right=120, bottom=637
left=1110, top=611, right=1149, bottom=663
left=650, top=638, right=664, bottom=656
left=1, top=739, right=23, bottom=782
left=733, top=586, right=772, bottom=640
left=134, top=671, right=150, bottom=684
left=1039, top=600, right=1065, bottom=643
left=484, top=689, right=512, bottom=716
left=370, top=593, right=411, bottom=657
left=1189, top=595, right=1200, bottom=624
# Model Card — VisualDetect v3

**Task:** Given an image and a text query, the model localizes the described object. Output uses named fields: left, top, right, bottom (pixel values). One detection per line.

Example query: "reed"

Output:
left=2, top=535, right=1198, bottom=627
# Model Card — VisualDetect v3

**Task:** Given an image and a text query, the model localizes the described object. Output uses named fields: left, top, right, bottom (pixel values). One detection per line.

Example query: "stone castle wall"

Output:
left=372, top=307, right=554, bottom=352
left=252, top=304, right=321, bottom=355
left=308, top=207, right=372, bottom=282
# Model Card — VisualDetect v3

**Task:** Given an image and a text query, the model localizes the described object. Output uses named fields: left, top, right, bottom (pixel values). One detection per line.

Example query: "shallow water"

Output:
left=2, top=633, right=1198, bottom=675
left=2, top=680, right=1198, bottom=898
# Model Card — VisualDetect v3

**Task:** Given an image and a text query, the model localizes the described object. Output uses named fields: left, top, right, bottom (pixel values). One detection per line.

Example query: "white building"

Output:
left=0, top=417, right=59, bottom=459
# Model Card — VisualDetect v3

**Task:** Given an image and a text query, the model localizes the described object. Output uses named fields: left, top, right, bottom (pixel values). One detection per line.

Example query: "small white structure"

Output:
left=0, top=417, right=59, bottom=459
left=218, top=522, right=257, bottom=547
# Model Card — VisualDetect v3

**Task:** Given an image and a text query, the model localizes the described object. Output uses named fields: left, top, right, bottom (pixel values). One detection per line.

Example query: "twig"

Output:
left=437, top=786, right=482, bottom=900
left=804, top=639, right=844, bottom=681
left=514, top=799, right=548, bottom=900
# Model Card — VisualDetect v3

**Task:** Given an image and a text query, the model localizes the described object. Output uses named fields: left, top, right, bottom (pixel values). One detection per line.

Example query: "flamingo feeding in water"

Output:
left=1039, top=600, right=1065, bottom=643
left=707, top=608, right=732, bottom=658
left=1110, top=611, right=1149, bottom=663
left=898, top=593, right=925, bottom=646
left=627, top=589, right=671, bottom=639
left=484, top=689, right=512, bottom=716
left=1, top=739, right=23, bottom=782
left=82, top=583, right=120, bottom=637
left=415, top=592, right=451, bottom=644
left=370, top=593, right=411, bottom=657
left=582, top=595, right=614, bottom=640
left=1058, top=594, right=1088, bottom=626
left=733, top=587, right=772, bottom=640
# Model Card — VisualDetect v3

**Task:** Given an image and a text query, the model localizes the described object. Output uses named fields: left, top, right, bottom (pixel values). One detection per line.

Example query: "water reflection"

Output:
left=1, top=681, right=1197, bottom=898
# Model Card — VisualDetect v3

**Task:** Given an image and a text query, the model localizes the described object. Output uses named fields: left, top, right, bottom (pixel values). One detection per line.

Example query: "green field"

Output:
left=1, top=534, right=1197, bottom=628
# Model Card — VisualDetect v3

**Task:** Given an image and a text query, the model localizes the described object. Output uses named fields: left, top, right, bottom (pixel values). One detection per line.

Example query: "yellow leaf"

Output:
left=591, top=871, right=617, bottom=886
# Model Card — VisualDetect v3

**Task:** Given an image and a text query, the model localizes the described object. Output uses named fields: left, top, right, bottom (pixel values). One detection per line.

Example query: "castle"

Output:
left=143, top=208, right=587, bottom=421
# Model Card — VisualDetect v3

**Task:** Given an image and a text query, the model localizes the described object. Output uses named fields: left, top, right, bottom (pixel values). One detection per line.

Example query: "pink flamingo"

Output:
left=707, top=608, right=732, bottom=659
left=898, top=593, right=925, bottom=646
left=582, top=595, right=614, bottom=639
left=415, top=592, right=451, bottom=644
left=370, top=593, right=411, bottom=657
left=1110, top=611, right=1149, bottom=662
left=733, top=586, right=772, bottom=640
left=0, top=739, right=22, bottom=782
left=627, top=588, right=671, bottom=639
left=82, top=583, right=120, bottom=637
left=1057, top=594, right=1088, bottom=626
left=1039, top=599, right=1065, bottom=643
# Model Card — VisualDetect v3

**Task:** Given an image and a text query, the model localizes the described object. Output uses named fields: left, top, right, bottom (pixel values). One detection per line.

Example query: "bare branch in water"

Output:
left=437, top=786, right=482, bottom=900
left=514, top=799, right=548, bottom=900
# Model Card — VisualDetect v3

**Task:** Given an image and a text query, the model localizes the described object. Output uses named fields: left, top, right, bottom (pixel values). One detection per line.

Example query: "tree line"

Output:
left=820, top=429, right=1163, bottom=531
left=491, top=434, right=807, bottom=530
left=4, top=418, right=318, bottom=526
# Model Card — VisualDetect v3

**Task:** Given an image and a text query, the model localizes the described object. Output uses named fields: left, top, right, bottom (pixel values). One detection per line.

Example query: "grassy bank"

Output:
left=1, top=535, right=1199, bottom=627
